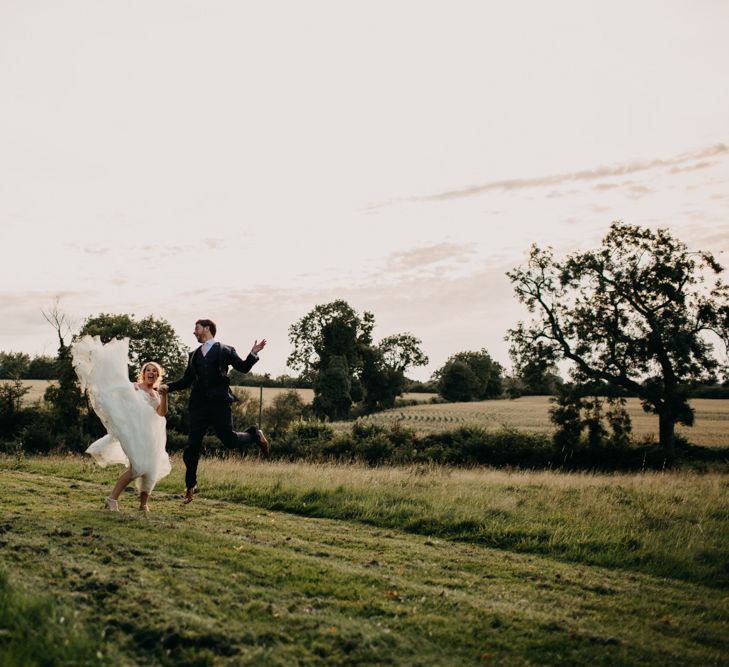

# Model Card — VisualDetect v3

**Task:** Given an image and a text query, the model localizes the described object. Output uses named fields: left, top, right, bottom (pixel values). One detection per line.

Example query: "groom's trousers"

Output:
left=183, top=400, right=257, bottom=489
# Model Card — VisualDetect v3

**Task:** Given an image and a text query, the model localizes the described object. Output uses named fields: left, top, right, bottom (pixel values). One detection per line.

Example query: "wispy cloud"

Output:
left=371, top=143, right=728, bottom=208
left=383, top=242, right=475, bottom=273
left=70, top=244, right=111, bottom=256
left=668, top=161, right=717, bottom=175
left=70, top=240, right=226, bottom=259
left=628, top=184, right=654, bottom=198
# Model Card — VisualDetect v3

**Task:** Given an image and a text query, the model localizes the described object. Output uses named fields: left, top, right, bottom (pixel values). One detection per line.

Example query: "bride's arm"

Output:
left=156, top=390, right=168, bottom=417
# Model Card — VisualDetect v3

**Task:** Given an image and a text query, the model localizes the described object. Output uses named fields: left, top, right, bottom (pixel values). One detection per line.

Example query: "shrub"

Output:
left=262, top=390, right=306, bottom=436
left=0, top=379, right=30, bottom=436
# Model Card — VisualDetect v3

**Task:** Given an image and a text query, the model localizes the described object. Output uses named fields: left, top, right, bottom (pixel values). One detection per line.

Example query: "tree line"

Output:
left=1, top=222, right=728, bottom=463
left=0, top=352, right=58, bottom=380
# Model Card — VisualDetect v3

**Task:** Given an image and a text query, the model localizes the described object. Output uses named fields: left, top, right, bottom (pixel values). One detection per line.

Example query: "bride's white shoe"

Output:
left=105, top=497, right=119, bottom=511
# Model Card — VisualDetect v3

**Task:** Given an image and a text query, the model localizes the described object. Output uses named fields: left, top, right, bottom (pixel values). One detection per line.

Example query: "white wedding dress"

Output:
left=72, top=336, right=171, bottom=493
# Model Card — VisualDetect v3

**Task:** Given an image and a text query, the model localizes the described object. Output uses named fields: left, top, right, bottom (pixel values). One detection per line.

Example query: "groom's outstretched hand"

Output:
left=158, top=384, right=169, bottom=395
left=251, top=339, right=267, bottom=356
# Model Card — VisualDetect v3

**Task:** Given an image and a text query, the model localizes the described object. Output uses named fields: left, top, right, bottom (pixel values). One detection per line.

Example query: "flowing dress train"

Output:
left=72, top=336, right=171, bottom=493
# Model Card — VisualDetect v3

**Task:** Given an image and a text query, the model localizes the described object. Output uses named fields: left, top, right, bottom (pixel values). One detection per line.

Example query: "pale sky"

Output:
left=2, top=1, right=728, bottom=381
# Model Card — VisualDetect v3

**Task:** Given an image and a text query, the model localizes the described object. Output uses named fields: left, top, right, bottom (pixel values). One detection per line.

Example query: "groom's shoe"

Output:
left=183, top=486, right=198, bottom=504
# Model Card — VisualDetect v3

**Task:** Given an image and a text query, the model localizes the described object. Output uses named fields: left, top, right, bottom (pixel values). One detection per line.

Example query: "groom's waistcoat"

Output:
left=191, top=344, right=233, bottom=403
left=166, top=342, right=257, bottom=404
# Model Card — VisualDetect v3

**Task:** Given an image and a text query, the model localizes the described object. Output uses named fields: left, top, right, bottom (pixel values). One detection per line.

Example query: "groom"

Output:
left=160, top=318, right=269, bottom=504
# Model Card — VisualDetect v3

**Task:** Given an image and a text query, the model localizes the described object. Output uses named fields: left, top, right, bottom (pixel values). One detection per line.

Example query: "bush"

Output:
left=354, top=432, right=394, bottom=464
left=19, top=409, right=59, bottom=454
left=265, top=419, right=724, bottom=471
left=0, top=379, right=30, bottom=436
left=262, top=390, right=306, bottom=436
left=687, top=383, right=729, bottom=399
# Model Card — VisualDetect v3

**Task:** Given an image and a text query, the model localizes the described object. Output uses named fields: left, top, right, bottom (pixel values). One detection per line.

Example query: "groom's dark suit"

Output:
left=166, top=342, right=260, bottom=489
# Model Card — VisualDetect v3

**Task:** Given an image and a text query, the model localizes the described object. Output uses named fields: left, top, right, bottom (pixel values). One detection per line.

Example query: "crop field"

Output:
left=344, top=396, right=729, bottom=448
left=231, top=387, right=435, bottom=408
left=4, top=379, right=55, bottom=404
left=1, top=455, right=727, bottom=665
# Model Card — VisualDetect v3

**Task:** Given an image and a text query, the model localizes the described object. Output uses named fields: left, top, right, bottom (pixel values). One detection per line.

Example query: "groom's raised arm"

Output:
left=228, top=339, right=266, bottom=374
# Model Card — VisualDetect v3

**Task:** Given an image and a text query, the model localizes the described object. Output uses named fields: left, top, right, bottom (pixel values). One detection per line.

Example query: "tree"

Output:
left=0, top=379, right=30, bottom=438
left=433, top=349, right=504, bottom=401
left=550, top=383, right=633, bottom=451
left=26, top=355, right=58, bottom=380
left=42, top=304, right=84, bottom=450
left=0, top=352, right=31, bottom=379
left=288, top=301, right=429, bottom=418
left=313, top=355, right=352, bottom=420
left=510, top=353, right=563, bottom=396
left=79, top=313, right=188, bottom=380
left=378, top=334, right=429, bottom=374
left=287, top=300, right=374, bottom=383
left=437, top=360, right=479, bottom=402
left=507, top=222, right=729, bottom=459
left=360, top=334, right=430, bottom=412
left=38, top=307, right=189, bottom=451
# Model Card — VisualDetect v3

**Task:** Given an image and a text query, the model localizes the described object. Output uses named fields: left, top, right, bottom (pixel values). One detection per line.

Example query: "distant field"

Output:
left=231, top=386, right=436, bottom=407
left=9, top=381, right=727, bottom=447
left=4, top=379, right=54, bottom=403
left=6, top=380, right=434, bottom=409
left=344, top=396, right=729, bottom=448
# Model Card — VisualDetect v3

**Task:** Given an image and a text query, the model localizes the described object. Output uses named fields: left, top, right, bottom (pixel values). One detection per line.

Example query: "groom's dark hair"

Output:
left=196, top=319, right=217, bottom=337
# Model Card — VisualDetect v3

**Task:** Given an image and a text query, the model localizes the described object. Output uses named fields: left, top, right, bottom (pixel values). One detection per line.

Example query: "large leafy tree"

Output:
left=378, top=334, right=429, bottom=374
left=27, top=355, right=58, bottom=380
left=507, top=222, right=729, bottom=458
left=287, top=300, right=374, bottom=384
left=509, top=353, right=563, bottom=396
left=432, top=349, right=504, bottom=402
left=361, top=334, right=430, bottom=412
left=313, top=355, right=353, bottom=421
left=288, top=301, right=428, bottom=418
left=79, top=313, right=188, bottom=380
left=288, top=301, right=373, bottom=419
left=0, top=352, right=31, bottom=379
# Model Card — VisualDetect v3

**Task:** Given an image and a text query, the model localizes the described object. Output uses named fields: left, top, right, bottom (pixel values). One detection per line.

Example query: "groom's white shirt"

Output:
left=200, top=339, right=258, bottom=359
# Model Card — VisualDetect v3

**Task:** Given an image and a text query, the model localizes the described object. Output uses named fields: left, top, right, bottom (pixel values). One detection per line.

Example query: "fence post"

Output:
left=259, top=386, right=263, bottom=428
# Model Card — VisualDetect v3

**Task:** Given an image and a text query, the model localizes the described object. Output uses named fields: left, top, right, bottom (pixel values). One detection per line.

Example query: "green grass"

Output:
left=0, top=569, right=110, bottom=666
left=1, top=455, right=728, bottom=666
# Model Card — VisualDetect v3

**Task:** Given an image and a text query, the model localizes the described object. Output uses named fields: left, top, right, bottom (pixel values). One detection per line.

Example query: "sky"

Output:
left=2, top=1, right=728, bottom=381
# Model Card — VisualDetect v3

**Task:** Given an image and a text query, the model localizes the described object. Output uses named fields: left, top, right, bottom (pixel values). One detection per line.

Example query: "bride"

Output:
left=72, top=336, right=171, bottom=512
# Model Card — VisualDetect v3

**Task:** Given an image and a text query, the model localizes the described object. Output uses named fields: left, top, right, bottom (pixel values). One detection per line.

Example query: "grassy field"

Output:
left=343, top=396, right=729, bottom=448
left=1, top=455, right=727, bottom=665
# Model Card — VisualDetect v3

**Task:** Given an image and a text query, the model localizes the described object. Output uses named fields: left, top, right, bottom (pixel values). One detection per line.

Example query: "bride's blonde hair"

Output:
left=137, top=361, right=165, bottom=389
